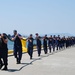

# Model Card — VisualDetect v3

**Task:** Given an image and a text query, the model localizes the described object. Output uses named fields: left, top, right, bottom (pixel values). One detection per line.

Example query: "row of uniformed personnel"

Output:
left=27, top=33, right=75, bottom=59
left=0, top=31, right=75, bottom=70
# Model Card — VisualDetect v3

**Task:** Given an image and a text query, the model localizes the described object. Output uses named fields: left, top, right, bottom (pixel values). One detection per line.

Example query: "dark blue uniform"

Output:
left=36, top=37, right=41, bottom=56
left=0, top=36, right=8, bottom=70
left=48, top=38, right=53, bottom=53
left=58, top=38, right=62, bottom=50
left=56, top=37, right=61, bottom=50
left=12, top=34, right=22, bottom=64
left=43, top=37, right=48, bottom=54
left=52, top=38, right=56, bottom=52
left=28, top=37, right=33, bottom=59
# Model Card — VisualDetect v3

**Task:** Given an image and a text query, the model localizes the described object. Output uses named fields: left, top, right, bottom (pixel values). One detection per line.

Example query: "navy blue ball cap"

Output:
left=35, top=33, right=38, bottom=35
left=30, top=34, right=32, bottom=36
left=45, top=34, right=47, bottom=37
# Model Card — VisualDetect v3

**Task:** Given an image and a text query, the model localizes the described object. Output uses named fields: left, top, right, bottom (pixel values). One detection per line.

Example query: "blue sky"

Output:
left=0, top=0, right=75, bottom=35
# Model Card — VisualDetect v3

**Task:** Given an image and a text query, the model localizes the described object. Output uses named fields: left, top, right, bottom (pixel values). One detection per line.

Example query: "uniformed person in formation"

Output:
left=52, top=35, right=56, bottom=52
left=62, top=36, right=66, bottom=49
left=27, top=34, right=33, bottom=59
left=56, top=35, right=60, bottom=50
left=0, top=33, right=8, bottom=70
left=35, top=33, right=41, bottom=56
left=12, top=30, right=22, bottom=64
left=43, top=35, right=48, bottom=54
left=48, top=35, right=53, bottom=53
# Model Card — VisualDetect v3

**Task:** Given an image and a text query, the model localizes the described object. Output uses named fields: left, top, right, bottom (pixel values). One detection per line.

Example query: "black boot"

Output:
left=18, top=60, right=21, bottom=64
left=38, top=54, right=40, bottom=57
left=2, top=66, right=8, bottom=70
left=0, top=64, right=3, bottom=69
left=30, top=56, right=32, bottom=59
left=50, top=50, right=51, bottom=53
left=16, top=58, right=21, bottom=64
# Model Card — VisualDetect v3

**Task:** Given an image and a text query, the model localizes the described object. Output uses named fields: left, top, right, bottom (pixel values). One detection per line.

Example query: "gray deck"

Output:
left=0, top=47, right=75, bottom=75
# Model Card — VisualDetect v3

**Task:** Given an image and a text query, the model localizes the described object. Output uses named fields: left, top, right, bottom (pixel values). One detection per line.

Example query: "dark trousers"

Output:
left=37, top=46, right=41, bottom=56
left=57, top=44, right=59, bottom=50
left=57, top=44, right=61, bottom=50
left=28, top=47, right=33, bottom=58
left=52, top=44, right=55, bottom=52
left=48, top=44, right=52, bottom=53
left=0, top=50, right=8, bottom=67
left=43, top=46, right=47, bottom=54
left=14, top=47, right=22, bottom=62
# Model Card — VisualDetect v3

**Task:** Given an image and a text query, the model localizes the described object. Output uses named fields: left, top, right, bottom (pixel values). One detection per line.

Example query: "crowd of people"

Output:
left=0, top=30, right=75, bottom=71
left=28, top=33, right=75, bottom=59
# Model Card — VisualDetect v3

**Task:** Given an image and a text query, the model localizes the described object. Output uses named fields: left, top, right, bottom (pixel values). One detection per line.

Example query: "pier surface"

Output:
left=0, top=47, right=75, bottom=75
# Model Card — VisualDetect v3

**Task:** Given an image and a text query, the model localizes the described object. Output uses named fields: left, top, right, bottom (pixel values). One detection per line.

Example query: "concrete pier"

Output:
left=0, top=47, right=75, bottom=75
